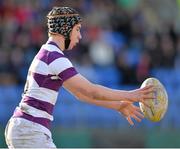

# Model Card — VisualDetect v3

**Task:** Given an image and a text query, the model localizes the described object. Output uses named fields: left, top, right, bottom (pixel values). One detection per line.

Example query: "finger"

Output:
left=142, top=94, right=156, bottom=100
left=131, top=114, right=142, bottom=122
left=135, top=107, right=142, bottom=112
left=127, top=116, right=134, bottom=126
left=141, top=85, right=154, bottom=91
left=143, top=86, right=156, bottom=93
left=130, top=105, right=143, bottom=114
left=132, top=105, right=141, bottom=111
left=131, top=106, right=145, bottom=117
left=140, top=100, right=150, bottom=108
left=134, top=111, right=144, bottom=119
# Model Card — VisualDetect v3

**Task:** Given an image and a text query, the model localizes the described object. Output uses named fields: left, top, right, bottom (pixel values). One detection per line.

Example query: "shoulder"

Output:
left=37, top=44, right=67, bottom=65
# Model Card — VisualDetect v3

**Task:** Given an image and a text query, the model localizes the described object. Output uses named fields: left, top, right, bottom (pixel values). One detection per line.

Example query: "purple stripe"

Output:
left=36, top=49, right=65, bottom=65
left=13, top=109, right=51, bottom=129
left=22, top=96, right=54, bottom=115
left=48, top=50, right=66, bottom=64
left=36, top=50, right=49, bottom=64
left=48, top=41, right=61, bottom=49
left=32, top=72, right=63, bottom=91
left=58, top=67, right=78, bottom=82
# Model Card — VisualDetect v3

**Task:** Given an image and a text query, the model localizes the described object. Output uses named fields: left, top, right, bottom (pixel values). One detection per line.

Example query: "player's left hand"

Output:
left=117, top=101, right=144, bottom=125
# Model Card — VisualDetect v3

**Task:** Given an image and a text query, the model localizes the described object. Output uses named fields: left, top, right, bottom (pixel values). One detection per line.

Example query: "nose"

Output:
left=79, top=33, right=82, bottom=40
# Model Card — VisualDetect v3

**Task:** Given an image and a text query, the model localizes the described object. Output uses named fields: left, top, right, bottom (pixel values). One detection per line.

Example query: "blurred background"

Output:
left=0, top=0, right=180, bottom=147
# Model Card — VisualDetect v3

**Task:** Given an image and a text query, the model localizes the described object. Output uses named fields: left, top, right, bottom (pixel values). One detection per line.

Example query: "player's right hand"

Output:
left=127, top=85, right=156, bottom=105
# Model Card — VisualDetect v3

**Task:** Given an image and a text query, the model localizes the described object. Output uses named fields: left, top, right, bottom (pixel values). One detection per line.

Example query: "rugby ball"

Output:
left=139, top=78, right=168, bottom=122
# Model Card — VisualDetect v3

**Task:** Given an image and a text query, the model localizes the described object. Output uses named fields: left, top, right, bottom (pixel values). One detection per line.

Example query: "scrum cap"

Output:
left=47, top=7, right=82, bottom=49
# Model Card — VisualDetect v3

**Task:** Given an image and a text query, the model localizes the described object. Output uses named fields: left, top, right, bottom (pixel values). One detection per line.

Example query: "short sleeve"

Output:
left=49, top=57, right=78, bottom=82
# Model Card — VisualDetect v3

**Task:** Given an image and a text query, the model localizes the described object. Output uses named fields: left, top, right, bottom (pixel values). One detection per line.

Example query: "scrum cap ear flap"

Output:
left=65, top=39, right=70, bottom=49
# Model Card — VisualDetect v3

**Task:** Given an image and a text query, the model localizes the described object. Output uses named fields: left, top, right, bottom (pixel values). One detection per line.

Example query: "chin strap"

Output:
left=65, top=39, right=71, bottom=49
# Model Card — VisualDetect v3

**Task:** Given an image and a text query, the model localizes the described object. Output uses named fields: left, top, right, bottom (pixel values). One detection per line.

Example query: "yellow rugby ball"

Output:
left=139, top=78, right=168, bottom=122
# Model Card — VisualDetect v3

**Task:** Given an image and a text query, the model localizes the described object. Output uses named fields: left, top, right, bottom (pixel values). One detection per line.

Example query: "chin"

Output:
left=68, top=44, right=76, bottom=50
left=67, top=46, right=73, bottom=50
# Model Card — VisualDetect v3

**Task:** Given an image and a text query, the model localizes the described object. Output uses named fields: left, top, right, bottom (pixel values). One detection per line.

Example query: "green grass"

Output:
left=0, top=126, right=7, bottom=148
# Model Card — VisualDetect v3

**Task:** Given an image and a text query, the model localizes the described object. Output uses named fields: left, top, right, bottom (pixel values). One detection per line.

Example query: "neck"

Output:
left=48, top=35, right=65, bottom=51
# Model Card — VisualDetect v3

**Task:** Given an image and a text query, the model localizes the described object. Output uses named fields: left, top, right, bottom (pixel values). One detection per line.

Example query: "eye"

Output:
left=76, top=27, right=81, bottom=32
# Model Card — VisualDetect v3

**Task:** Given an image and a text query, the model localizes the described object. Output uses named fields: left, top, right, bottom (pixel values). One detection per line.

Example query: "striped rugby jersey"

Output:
left=13, top=41, right=78, bottom=131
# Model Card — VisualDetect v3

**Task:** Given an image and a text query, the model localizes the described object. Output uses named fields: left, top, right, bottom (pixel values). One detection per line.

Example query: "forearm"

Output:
left=73, top=83, right=132, bottom=103
left=91, top=84, right=130, bottom=101
left=78, top=96, right=123, bottom=111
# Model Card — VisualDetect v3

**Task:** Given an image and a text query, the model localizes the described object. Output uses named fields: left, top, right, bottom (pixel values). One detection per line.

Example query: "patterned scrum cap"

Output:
left=47, top=7, right=82, bottom=39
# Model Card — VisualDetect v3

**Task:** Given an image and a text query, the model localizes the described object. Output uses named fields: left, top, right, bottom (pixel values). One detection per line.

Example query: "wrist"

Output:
left=122, top=91, right=131, bottom=102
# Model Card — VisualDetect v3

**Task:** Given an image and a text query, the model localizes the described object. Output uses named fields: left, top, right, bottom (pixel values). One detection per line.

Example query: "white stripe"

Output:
left=42, top=44, right=64, bottom=54
left=18, top=104, right=53, bottom=121
left=24, top=77, right=58, bottom=105
left=24, top=88, right=58, bottom=105
left=29, top=59, right=49, bottom=75
left=49, top=57, right=73, bottom=75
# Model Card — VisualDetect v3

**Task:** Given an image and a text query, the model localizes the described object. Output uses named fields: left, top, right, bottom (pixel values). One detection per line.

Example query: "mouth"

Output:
left=75, top=42, right=79, bottom=46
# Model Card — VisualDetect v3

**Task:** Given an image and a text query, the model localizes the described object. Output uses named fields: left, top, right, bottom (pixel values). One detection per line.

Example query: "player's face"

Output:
left=68, top=24, right=82, bottom=50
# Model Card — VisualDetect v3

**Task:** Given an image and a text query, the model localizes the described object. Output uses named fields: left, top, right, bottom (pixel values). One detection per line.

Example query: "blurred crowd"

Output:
left=0, top=0, right=180, bottom=86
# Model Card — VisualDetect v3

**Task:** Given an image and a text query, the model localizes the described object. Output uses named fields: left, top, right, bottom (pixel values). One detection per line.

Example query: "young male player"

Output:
left=5, top=7, right=155, bottom=148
